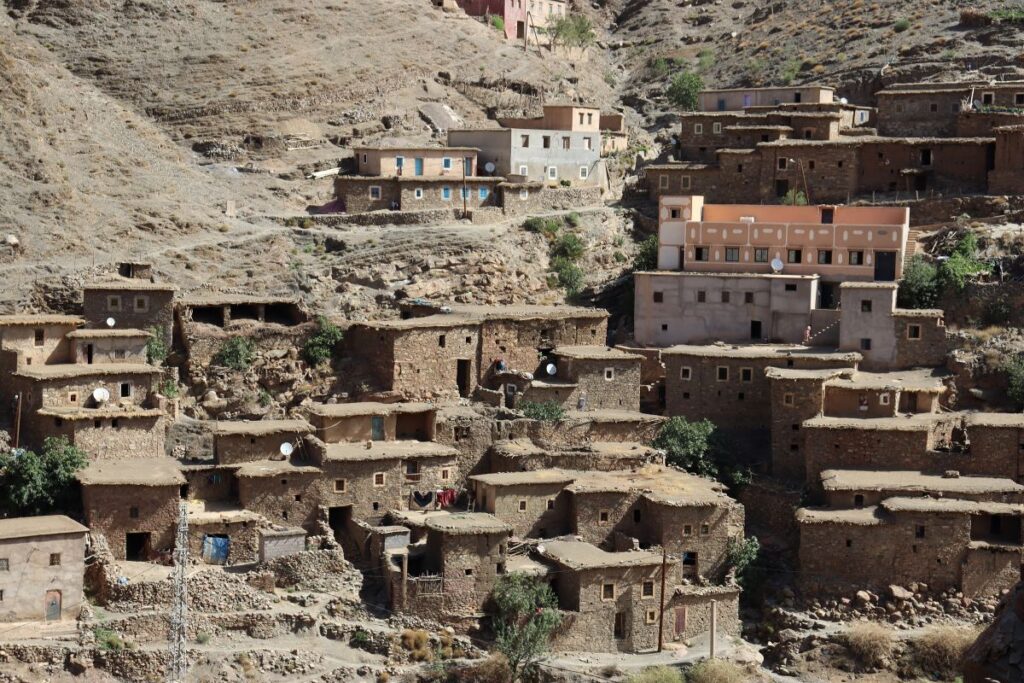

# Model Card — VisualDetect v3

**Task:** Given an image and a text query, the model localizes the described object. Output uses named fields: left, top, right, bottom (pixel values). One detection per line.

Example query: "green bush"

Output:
left=782, top=189, right=807, bottom=206
left=0, top=437, right=88, bottom=517
left=564, top=212, right=581, bottom=228
left=549, top=14, right=595, bottom=51
left=146, top=327, right=169, bottom=365
left=697, top=49, right=715, bottom=72
left=666, top=71, right=703, bottom=111
left=1004, top=354, right=1024, bottom=410
left=634, top=234, right=659, bottom=271
left=94, top=627, right=125, bottom=652
left=938, top=232, right=990, bottom=292
left=520, top=401, right=566, bottom=422
left=893, top=18, right=911, bottom=32
left=654, top=417, right=718, bottom=478
left=650, top=57, right=671, bottom=77
left=726, top=536, right=761, bottom=584
left=552, top=233, right=586, bottom=261
left=160, top=379, right=179, bottom=398
left=523, top=217, right=561, bottom=240
left=897, top=255, right=939, bottom=309
left=196, top=631, right=211, bottom=645
left=559, top=179, right=571, bottom=187
left=489, top=14, right=504, bottom=31
left=214, top=337, right=256, bottom=371
left=552, top=257, right=584, bottom=295
left=303, top=315, right=343, bottom=366
left=629, top=666, right=683, bottom=683
left=350, top=628, right=372, bottom=650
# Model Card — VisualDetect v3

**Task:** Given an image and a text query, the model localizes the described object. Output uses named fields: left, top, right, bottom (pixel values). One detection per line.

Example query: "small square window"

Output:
left=860, top=338, right=872, bottom=351
left=129, top=506, right=139, bottom=518
left=846, top=539, right=853, bottom=548
left=373, top=472, right=385, bottom=487
left=744, top=292, right=754, bottom=304
left=443, top=157, right=454, bottom=169
left=683, top=525, right=692, bottom=536
left=107, top=295, right=122, bottom=312
left=134, top=296, right=149, bottom=312
left=879, top=393, right=891, bottom=405
left=518, top=500, right=527, bottom=512
left=414, top=188, right=424, bottom=200
left=740, top=368, right=753, bottom=383
left=681, top=175, right=691, bottom=190
left=659, top=175, right=669, bottom=190
left=787, top=249, right=802, bottom=264
left=334, top=479, right=346, bottom=493
left=712, top=122, right=722, bottom=134
left=849, top=250, right=864, bottom=266
left=716, top=366, right=729, bottom=381
left=604, top=367, right=615, bottom=381
left=694, top=123, right=703, bottom=135
left=645, top=608, right=658, bottom=624
left=778, top=157, right=788, bottom=170
left=0, top=558, right=7, bottom=571
left=680, top=366, right=692, bottom=381
left=369, top=186, right=382, bottom=200
left=908, top=324, right=921, bottom=340
left=861, top=300, right=872, bottom=312
left=642, top=581, right=655, bottom=598
left=697, top=290, right=706, bottom=303
left=915, top=525, right=926, bottom=538
left=69, top=392, right=78, bottom=403
left=465, top=568, right=474, bottom=576
left=694, top=247, right=709, bottom=262
left=700, top=524, right=710, bottom=535
left=120, top=382, right=132, bottom=398
left=783, top=393, right=794, bottom=406
left=547, top=499, right=555, bottom=510
left=661, top=324, right=668, bottom=332
left=579, top=166, right=589, bottom=180
left=653, top=292, right=664, bottom=303
left=49, top=553, right=61, bottom=567
left=602, top=583, right=615, bottom=600
left=670, top=208, right=681, bottom=219
left=599, top=510, right=610, bottom=524
left=784, top=283, right=797, bottom=292
left=33, top=329, right=44, bottom=347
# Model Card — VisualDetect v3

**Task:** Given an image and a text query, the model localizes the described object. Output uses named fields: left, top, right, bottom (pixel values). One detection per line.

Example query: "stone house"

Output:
left=487, top=440, right=664, bottom=474
left=304, top=402, right=437, bottom=443
left=185, top=505, right=264, bottom=566
left=82, top=279, right=176, bottom=350
left=875, top=81, right=1024, bottom=136
left=65, top=329, right=150, bottom=365
left=521, top=346, right=643, bottom=412
left=212, top=419, right=315, bottom=465
left=0, top=315, right=83, bottom=370
left=820, top=469, right=1024, bottom=509
left=79, top=458, right=185, bottom=561
left=988, top=125, right=1024, bottom=194
left=469, top=469, right=580, bottom=538
left=698, top=86, right=835, bottom=112
left=232, top=459, right=324, bottom=528
left=0, top=516, right=88, bottom=622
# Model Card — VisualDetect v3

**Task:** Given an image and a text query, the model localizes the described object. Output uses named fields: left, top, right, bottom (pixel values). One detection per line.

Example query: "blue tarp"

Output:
left=201, top=535, right=230, bottom=564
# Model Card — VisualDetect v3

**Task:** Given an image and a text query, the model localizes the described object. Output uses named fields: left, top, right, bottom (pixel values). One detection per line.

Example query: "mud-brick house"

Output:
left=65, top=329, right=151, bottom=365
left=386, top=512, right=511, bottom=621
left=487, top=440, right=664, bottom=474
left=453, top=0, right=566, bottom=42
left=0, top=516, right=88, bottom=623
left=232, top=459, right=323, bottom=529
left=212, top=419, right=315, bottom=465
left=304, top=402, right=437, bottom=443
left=797, top=496, right=1024, bottom=598
left=79, top=458, right=185, bottom=561
left=175, top=294, right=312, bottom=370
left=519, top=346, right=643, bottom=412
left=469, top=469, right=578, bottom=538
left=185, top=505, right=264, bottom=566
left=82, top=278, right=176, bottom=349
left=0, top=314, right=83, bottom=370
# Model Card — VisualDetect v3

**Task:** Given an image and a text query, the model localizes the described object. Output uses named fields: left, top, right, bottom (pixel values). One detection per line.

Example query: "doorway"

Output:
left=775, top=179, right=789, bottom=197
left=874, top=251, right=897, bottom=281
left=328, top=506, right=352, bottom=542
left=516, top=21, right=525, bottom=39
left=818, top=283, right=836, bottom=309
left=44, top=591, right=61, bottom=621
left=750, top=320, right=762, bottom=340
left=371, top=415, right=385, bottom=441
left=456, top=359, right=471, bottom=397
left=125, top=532, right=151, bottom=561
left=86, top=344, right=94, bottom=365
left=674, top=606, right=688, bottom=637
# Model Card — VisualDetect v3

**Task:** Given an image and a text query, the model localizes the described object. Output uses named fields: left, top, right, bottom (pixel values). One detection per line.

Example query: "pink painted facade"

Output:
left=456, top=0, right=566, bottom=41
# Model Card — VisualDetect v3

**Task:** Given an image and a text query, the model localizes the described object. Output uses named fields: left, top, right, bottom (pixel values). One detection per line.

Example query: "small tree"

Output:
left=214, top=337, right=256, bottom=371
left=303, top=316, right=343, bottom=366
left=146, top=326, right=169, bottom=365
left=897, top=255, right=939, bottom=309
left=726, top=536, right=761, bottom=585
left=551, top=257, right=584, bottom=296
left=492, top=574, right=561, bottom=682
left=938, top=231, right=990, bottom=292
left=549, top=14, right=595, bottom=54
left=520, top=401, right=566, bottom=422
left=634, top=234, right=659, bottom=271
left=0, top=437, right=88, bottom=516
left=666, top=71, right=703, bottom=111
left=552, top=233, right=586, bottom=261
left=653, top=416, right=718, bottom=478
left=782, top=188, right=808, bottom=206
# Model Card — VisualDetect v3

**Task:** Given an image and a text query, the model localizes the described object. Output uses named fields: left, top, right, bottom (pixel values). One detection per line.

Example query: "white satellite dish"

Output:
left=106, top=317, right=116, bottom=328
left=484, top=162, right=496, bottom=174
left=770, top=258, right=785, bottom=273
left=93, top=387, right=110, bottom=403
left=546, top=363, right=557, bottom=376
left=839, top=97, right=849, bottom=105
left=279, top=442, right=294, bottom=457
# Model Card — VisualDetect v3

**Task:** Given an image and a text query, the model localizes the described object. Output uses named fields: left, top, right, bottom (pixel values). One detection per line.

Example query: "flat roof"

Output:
left=65, top=329, right=151, bottom=339
left=470, top=469, right=581, bottom=487
left=766, top=367, right=848, bottom=381
left=0, top=315, right=84, bottom=327
left=84, top=279, right=176, bottom=292
left=566, top=465, right=731, bottom=507
left=803, top=414, right=942, bottom=431
left=181, top=294, right=298, bottom=306
left=0, top=515, right=88, bottom=541
left=539, top=539, right=666, bottom=570
left=701, top=85, right=833, bottom=93
left=759, top=136, right=993, bottom=147
left=233, top=460, right=322, bottom=478
left=796, top=506, right=883, bottom=526
left=662, top=344, right=860, bottom=362
left=352, top=146, right=480, bottom=153
left=322, top=440, right=458, bottom=462
left=563, top=409, right=666, bottom=424
left=14, top=362, right=160, bottom=380
left=78, top=458, right=185, bottom=486
left=424, top=512, right=511, bottom=535
left=305, top=402, right=435, bottom=418
left=821, top=470, right=1024, bottom=495
left=965, top=412, right=1024, bottom=428
left=553, top=345, right=643, bottom=361
left=839, top=281, right=898, bottom=289
left=491, top=440, right=663, bottom=460
left=881, top=497, right=1024, bottom=515
left=635, top=271, right=817, bottom=281
left=213, top=419, right=313, bottom=437
left=824, top=368, right=948, bottom=392
left=420, top=302, right=606, bottom=321
left=37, top=407, right=164, bottom=420
left=877, top=81, right=1024, bottom=95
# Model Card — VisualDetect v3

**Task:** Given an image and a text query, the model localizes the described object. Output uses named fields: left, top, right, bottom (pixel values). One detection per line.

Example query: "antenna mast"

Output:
left=169, top=501, right=189, bottom=682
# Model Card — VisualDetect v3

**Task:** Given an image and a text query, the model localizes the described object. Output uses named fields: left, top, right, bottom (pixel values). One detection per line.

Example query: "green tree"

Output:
left=552, top=257, right=584, bottom=296
left=1004, top=354, right=1024, bottom=410
left=653, top=417, right=718, bottom=478
left=782, top=188, right=808, bottom=206
left=549, top=14, right=595, bottom=53
left=726, top=536, right=761, bottom=585
left=214, top=336, right=256, bottom=370
left=303, top=316, right=344, bottom=366
left=492, top=574, right=561, bottom=682
left=0, top=437, right=88, bottom=516
left=634, top=234, right=659, bottom=271
left=145, top=326, right=169, bottom=365
left=938, top=231, right=990, bottom=292
left=552, top=233, right=586, bottom=261
left=666, top=71, right=703, bottom=111
left=897, top=255, right=939, bottom=309
left=520, top=401, right=566, bottom=422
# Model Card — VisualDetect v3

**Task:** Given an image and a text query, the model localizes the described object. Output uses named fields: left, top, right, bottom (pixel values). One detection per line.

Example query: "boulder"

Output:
left=889, top=584, right=913, bottom=601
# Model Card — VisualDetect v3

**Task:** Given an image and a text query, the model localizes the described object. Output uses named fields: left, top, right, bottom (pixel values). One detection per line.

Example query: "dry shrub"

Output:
left=400, top=629, right=428, bottom=651
left=686, top=659, right=747, bottom=683
left=845, top=623, right=893, bottom=669
left=629, top=665, right=684, bottom=683
left=376, top=673, right=389, bottom=683
left=911, top=626, right=977, bottom=679
left=447, top=654, right=511, bottom=683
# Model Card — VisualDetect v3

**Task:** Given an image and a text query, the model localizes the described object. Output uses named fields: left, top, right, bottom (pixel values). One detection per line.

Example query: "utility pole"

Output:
left=657, top=546, right=667, bottom=652
left=709, top=599, right=718, bottom=659
left=12, top=393, right=21, bottom=449
left=168, top=501, right=189, bottom=682
left=462, top=156, right=468, bottom=218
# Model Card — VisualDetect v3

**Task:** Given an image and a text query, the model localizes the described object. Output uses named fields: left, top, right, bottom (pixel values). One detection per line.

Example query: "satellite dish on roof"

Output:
left=840, top=97, right=849, bottom=105
left=546, top=363, right=557, bottom=376
left=484, top=162, right=496, bottom=174
left=279, top=442, right=294, bottom=457
left=106, top=317, right=116, bottom=328
left=770, top=258, right=785, bottom=273
left=93, top=387, right=110, bottom=404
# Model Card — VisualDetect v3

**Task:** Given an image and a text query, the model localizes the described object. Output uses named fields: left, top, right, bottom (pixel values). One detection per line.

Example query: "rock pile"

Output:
left=804, top=584, right=1001, bottom=628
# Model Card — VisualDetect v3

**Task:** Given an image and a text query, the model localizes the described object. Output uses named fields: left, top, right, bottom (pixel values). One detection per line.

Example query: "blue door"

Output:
left=414, top=158, right=424, bottom=176
left=396, top=157, right=404, bottom=175
left=202, top=535, right=230, bottom=565
left=371, top=415, right=385, bottom=440
left=464, top=157, right=472, bottom=176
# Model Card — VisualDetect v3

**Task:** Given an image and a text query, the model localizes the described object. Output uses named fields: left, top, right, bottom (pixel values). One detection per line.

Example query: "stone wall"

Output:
left=477, top=484, right=570, bottom=538
left=236, top=470, right=322, bottom=529
left=83, top=484, right=179, bottom=560
left=893, top=313, right=948, bottom=369
left=499, top=185, right=604, bottom=218
left=564, top=357, right=641, bottom=412
left=83, top=289, right=175, bottom=349
left=668, top=586, right=741, bottom=643
left=25, top=414, right=166, bottom=461
left=189, top=519, right=261, bottom=565
left=769, top=375, right=827, bottom=482
left=181, top=320, right=315, bottom=371
left=737, top=479, right=802, bottom=553
left=964, top=423, right=1024, bottom=481
left=876, top=91, right=965, bottom=137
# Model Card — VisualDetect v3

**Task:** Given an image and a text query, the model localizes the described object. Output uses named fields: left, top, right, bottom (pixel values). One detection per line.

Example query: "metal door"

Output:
left=874, top=251, right=897, bottom=281
left=44, top=590, right=61, bottom=621
left=414, top=158, right=424, bottom=176
left=371, top=415, right=385, bottom=441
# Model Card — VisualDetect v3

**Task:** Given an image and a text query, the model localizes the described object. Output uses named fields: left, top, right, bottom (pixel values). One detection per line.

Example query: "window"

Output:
left=683, top=524, right=692, bottom=536
left=860, top=338, right=872, bottom=351
left=920, top=149, right=932, bottom=167
left=716, top=366, right=729, bottom=381
left=134, top=296, right=149, bottom=312
left=696, top=290, right=706, bottom=303
left=849, top=250, right=864, bottom=265
left=854, top=494, right=864, bottom=509
left=1017, top=93, right=1024, bottom=106
left=476, top=187, right=488, bottom=200
left=584, top=137, right=593, bottom=151
left=817, top=250, right=832, bottom=265
left=659, top=175, right=669, bottom=189
left=754, top=248, right=769, bottom=263
left=604, top=367, right=615, bottom=381
left=915, top=525, right=926, bottom=538
left=642, top=581, right=655, bottom=598
left=783, top=393, right=794, bottom=406
left=373, top=472, right=385, bottom=487
left=518, top=164, right=528, bottom=176
left=879, top=392, right=891, bottom=405
left=725, top=247, right=739, bottom=262
left=562, top=137, right=570, bottom=150
left=860, top=299, right=873, bottom=313
left=114, top=349, right=126, bottom=360
left=908, top=324, right=922, bottom=340
left=334, top=479, right=346, bottom=493
left=681, top=175, right=691, bottom=190
left=0, top=559, right=7, bottom=571
left=713, top=122, right=722, bottom=134
left=700, top=524, right=710, bottom=535
left=740, top=368, right=753, bottom=383
left=547, top=166, right=558, bottom=180
left=49, top=553, right=61, bottom=567
left=464, top=568, right=473, bottom=576
left=69, top=392, right=78, bottom=403
left=778, top=157, right=788, bottom=170
left=680, top=366, right=692, bottom=380
left=744, top=292, right=754, bottom=304
left=694, top=123, right=703, bottom=135
left=519, top=189, right=529, bottom=200
left=645, top=609, right=658, bottom=624
left=602, top=583, right=615, bottom=600
left=787, top=249, right=802, bottom=263
left=369, top=186, right=381, bottom=200
left=461, top=187, right=470, bottom=200
left=518, top=500, right=527, bottom=512
left=653, top=292, right=664, bottom=303
left=107, top=295, right=122, bottom=312
left=119, top=383, right=131, bottom=398
left=587, top=113, right=593, bottom=124
left=784, top=283, right=797, bottom=292
left=542, top=135, right=551, bottom=149
left=442, top=186, right=452, bottom=200
left=599, top=510, right=610, bottom=524
left=895, top=103, right=904, bottom=114
left=519, top=133, right=531, bottom=148
left=33, top=329, right=44, bottom=346
left=579, top=166, right=589, bottom=180
left=983, top=92, right=994, bottom=105
left=846, top=539, right=853, bottom=548
left=670, top=208, right=680, bottom=219
left=721, top=291, right=730, bottom=303
left=929, top=102, right=938, bottom=113
left=695, top=247, right=709, bottom=261
left=547, top=499, right=555, bottom=510
left=129, top=506, right=139, bottom=519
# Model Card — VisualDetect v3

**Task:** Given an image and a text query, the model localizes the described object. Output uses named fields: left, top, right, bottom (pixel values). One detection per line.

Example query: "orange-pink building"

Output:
left=353, top=147, right=479, bottom=178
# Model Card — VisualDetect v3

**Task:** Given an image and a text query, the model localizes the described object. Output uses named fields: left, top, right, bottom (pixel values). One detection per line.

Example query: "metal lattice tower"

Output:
left=168, top=501, right=189, bottom=682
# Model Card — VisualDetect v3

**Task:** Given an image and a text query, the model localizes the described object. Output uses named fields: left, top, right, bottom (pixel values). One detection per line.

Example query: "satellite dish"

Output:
left=770, top=258, right=785, bottom=273
left=546, top=363, right=557, bottom=376
left=484, top=162, right=496, bottom=174
left=839, top=97, right=849, bottom=105
left=279, top=442, right=294, bottom=457
left=93, top=387, right=110, bottom=403
left=106, top=317, right=116, bottom=328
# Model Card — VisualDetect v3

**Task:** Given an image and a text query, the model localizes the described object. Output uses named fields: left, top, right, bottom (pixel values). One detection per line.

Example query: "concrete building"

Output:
left=0, top=516, right=88, bottom=622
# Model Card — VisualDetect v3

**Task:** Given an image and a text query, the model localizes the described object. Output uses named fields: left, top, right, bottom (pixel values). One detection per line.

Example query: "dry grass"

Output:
left=685, top=659, right=748, bottom=683
left=399, top=628, right=432, bottom=662
left=845, top=623, right=893, bottom=669
left=629, top=665, right=684, bottom=683
left=910, top=626, right=978, bottom=679
left=447, top=654, right=511, bottom=683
